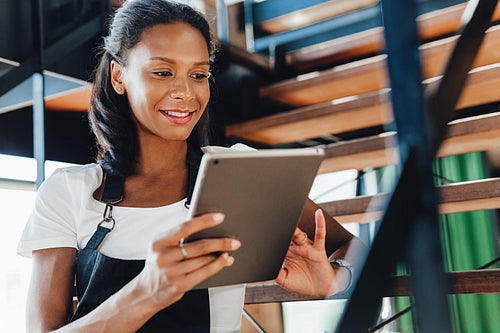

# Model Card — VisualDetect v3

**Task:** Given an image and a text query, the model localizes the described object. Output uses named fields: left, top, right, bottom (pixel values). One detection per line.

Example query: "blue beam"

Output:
left=253, top=5, right=381, bottom=52
left=253, top=0, right=332, bottom=22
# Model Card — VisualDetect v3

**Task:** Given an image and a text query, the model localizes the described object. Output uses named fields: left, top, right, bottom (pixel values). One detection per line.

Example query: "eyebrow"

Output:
left=149, top=57, right=210, bottom=66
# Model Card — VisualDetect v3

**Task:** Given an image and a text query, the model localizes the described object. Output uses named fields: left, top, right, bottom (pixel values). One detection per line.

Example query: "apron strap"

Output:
left=186, top=143, right=203, bottom=206
left=85, top=226, right=112, bottom=250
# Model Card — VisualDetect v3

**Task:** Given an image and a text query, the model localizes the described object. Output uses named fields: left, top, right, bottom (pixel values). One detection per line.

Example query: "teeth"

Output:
left=164, top=111, right=190, bottom=117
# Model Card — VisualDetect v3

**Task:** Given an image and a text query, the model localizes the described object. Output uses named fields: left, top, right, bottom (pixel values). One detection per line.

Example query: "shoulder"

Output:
left=201, top=143, right=256, bottom=154
left=38, top=163, right=102, bottom=200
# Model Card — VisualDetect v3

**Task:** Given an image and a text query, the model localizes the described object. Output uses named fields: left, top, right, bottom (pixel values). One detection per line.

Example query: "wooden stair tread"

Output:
left=318, top=111, right=500, bottom=173
left=244, top=269, right=500, bottom=303
left=262, top=24, right=500, bottom=107
left=44, top=85, right=91, bottom=111
left=287, top=2, right=500, bottom=71
left=318, top=177, right=500, bottom=224
left=227, top=63, right=500, bottom=145
left=259, top=0, right=379, bottom=35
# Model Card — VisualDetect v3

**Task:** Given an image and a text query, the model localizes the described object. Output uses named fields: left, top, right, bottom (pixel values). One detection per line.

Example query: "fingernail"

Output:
left=221, top=252, right=234, bottom=265
left=213, top=213, right=225, bottom=222
left=232, top=239, right=241, bottom=249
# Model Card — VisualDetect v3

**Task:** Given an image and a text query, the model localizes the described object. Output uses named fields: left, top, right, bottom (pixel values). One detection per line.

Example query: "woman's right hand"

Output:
left=135, top=212, right=240, bottom=310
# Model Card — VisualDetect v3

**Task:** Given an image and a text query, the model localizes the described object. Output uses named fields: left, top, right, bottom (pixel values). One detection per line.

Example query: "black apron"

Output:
left=71, top=145, right=211, bottom=332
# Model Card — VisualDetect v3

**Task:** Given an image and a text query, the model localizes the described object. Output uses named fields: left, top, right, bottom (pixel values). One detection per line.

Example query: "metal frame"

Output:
left=1, top=1, right=107, bottom=188
left=213, top=0, right=497, bottom=330
left=336, top=0, right=497, bottom=332
left=31, top=0, right=45, bottom=188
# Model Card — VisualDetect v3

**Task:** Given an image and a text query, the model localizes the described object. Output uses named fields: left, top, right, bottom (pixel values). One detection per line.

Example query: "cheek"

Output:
left=197, top=84, right=211, bottom=109
left=125, top=79, right=155, bottom=112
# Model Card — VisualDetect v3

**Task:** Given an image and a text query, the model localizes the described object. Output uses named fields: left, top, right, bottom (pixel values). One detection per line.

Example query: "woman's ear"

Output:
left=110, top=60, right=125, bottom=95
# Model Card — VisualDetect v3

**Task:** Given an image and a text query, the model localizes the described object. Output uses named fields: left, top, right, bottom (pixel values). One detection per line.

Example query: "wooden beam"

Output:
left=319, top=111, right=500, bottom=174
left=262, top=25, right=500, bottom=107
left=388, top=269, right=500, bottom=297
left=318, top=177, right=500, bottom=224
left=260, top=54, right=389, bottom=107
left=227, top=90, right=392, bottom=145
left=319, top=132, right=397, bottom=174
left=287, top=27, right=385, bottom=71
left=44, top=85, right=92, bottom=111
left=259, top=0, right=379, bottom=35
left=228, top=63, right=500, bottom=145
left=287, top=2, right=500, bottom=71
left=244, top=269, right=500, bottom=303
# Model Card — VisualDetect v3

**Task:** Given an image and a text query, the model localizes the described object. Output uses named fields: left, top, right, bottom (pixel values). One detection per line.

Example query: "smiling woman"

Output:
left=111, top=23, right=211, bottom=142
left=16, top=1, right=363, bottom=332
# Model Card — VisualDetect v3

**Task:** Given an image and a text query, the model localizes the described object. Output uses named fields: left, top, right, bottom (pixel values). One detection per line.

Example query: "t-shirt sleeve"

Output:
left=17, top=168, right=79, bottom=258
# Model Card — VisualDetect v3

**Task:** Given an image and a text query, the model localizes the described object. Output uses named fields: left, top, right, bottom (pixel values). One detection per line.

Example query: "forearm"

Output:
left=52, top=278, right=160, bottom=333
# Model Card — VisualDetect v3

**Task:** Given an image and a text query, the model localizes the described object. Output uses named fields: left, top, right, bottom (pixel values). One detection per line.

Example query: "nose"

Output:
left=169, top=74, right=192, bottom=99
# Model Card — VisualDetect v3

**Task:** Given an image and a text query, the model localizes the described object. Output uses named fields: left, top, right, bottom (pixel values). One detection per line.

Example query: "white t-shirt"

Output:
left=18, top=144, right=254, bottom=333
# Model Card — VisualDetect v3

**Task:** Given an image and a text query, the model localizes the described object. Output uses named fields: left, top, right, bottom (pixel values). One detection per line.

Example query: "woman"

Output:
left=18, top=1, right=362, bottom=332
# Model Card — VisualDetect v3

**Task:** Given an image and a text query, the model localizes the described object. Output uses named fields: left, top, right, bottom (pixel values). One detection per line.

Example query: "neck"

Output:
left=134, top=137, right=188, bottom=178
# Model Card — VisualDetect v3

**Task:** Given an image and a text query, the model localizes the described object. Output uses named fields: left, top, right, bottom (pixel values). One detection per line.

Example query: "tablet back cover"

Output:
left=188, top=148, right=324, bottom=289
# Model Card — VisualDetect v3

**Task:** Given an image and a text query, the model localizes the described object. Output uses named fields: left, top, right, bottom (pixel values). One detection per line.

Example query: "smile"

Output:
left=163, top=110, right=191, bottom=117
left=160, top=110, right=195, bottom=124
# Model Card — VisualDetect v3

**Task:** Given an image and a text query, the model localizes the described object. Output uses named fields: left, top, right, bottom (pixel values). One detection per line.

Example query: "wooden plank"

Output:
left=44, top=85, right=91, bottom=111
left=259, top=0, right=379, bottom=35
left=287, top=2, right=500, bottom=71
left=226, top=90, right=392, bottom=145
left=228, top=63, right=500, bottom=145
left=318, top=177, right=500, bottom=224
left=260, top=55, right=389, bottom=107
left=318, top=132, right=398, bottom=174
left=245, top=269, right=500, bottom=303
left=388, top=269, right=500, bottom=297
left=319, top=111, right=500, bottom=174
left=262, top=25, right=500, bottom=107
left=287, top=27, right=385, bottom=71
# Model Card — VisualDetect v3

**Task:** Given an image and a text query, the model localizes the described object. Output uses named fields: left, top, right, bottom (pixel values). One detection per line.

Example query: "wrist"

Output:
left=127, top=276, right=164, bottom=319
left=329, top=259, right=353, bottom=293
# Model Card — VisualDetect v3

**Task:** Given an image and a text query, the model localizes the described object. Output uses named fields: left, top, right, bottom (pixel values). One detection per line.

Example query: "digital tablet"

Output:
left=187, top=147, right=325, bottom=289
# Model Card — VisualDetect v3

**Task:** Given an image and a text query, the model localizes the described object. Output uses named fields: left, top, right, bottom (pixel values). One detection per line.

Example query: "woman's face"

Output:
left=111, top=22, right=211, bottom=143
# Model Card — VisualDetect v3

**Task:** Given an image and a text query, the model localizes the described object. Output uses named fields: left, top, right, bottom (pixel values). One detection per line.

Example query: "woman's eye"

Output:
left=154, top=71, right=173, bottom=77
left=190, top=72, right=210, bottom=81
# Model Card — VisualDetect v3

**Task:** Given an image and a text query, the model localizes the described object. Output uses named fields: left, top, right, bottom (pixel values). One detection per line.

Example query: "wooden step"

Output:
left=287, top=2, right=500, bottom=71
left=45, top=85, right=91, bottom=111
left=262, top=24, right=500, bottom=107
left=244, top=269, right=500, bottom=303
left=318, top=177, right=500, bottom=224
left=318, top=111, right=500, bottom=174
left=259, top=0, right=379, bottom=35
left=227, top=62, right=500, bottom=145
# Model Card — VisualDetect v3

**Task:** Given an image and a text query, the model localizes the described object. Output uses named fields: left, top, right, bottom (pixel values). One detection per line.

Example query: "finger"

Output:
left=182, top=252, right=235, bottom=289
left=314, top=209, right=327, bottom=250
left=275, top=266, right=288, bottom=286
left=155, top=236, right=240, bottom=267
left=292, top=228, right=308, bottom=246
left=182, top=238, right=241, bottom=259
left=172, top=253, right=222, bottom=276
left=152, top=213, right=225, bottom=250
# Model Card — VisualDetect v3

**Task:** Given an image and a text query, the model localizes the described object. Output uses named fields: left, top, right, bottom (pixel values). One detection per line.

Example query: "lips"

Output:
left=159, top=109, right=195, bottom=124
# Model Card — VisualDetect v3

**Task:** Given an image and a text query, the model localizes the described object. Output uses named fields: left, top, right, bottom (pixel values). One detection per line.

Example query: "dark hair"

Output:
left=89, top=0, right=214, bottom=177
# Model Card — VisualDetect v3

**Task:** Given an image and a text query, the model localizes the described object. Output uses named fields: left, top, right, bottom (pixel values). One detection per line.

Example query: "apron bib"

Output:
left=70, top=145, right=210, bottom=332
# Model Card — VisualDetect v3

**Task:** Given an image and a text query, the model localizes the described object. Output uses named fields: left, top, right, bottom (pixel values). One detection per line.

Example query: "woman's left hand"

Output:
left=276, top=209, right=341, bottom=297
